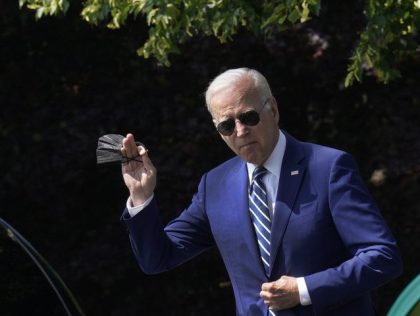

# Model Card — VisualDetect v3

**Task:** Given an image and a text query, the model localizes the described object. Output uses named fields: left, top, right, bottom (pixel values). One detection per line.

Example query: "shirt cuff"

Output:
left=296, top=277, right=312, bottom=306
left=126, top=194, right=154, bottom=217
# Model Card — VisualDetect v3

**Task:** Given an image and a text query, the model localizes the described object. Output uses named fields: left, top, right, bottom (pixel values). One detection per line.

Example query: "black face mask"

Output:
left=96, top=134, right=144, bottom=164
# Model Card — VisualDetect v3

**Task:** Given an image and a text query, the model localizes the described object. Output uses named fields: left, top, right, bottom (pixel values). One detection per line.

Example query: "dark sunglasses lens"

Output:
left=216, top=111, right=261, bottom=136
left=239, top=111, right=260, bottom=126
left=217, top=119, right=235, bottom=136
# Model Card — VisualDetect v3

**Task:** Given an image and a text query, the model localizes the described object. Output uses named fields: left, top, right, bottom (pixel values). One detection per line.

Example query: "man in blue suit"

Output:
left=120, top=68, right=402, bottom=315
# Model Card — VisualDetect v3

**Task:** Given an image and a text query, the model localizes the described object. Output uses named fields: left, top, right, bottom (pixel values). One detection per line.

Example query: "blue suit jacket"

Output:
left=122, top=131, right=402, bottom=316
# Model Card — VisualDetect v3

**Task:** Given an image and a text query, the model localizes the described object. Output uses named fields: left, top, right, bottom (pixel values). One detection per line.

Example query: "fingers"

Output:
left=260, top=290, right=283, bottom=304
left=121, top=134, right=151, bottom=165
left=260, top=283, right=284, bottom=304
left=261, top=279, right=284, bottom=293
left=260, top=289, right=291, bottom=311
left=122, top=133, right=139, bottom=159
left=120, top=134, right=157, bottom=207
left=138, top=145, right=155, bottom=172
left=260, top=276, right=299, bottom=311
left=120, top=133, right=156, bottom=182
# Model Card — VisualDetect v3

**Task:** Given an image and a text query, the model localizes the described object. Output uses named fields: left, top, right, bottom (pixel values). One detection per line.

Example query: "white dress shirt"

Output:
left=126, top=130, right=311, bottom=306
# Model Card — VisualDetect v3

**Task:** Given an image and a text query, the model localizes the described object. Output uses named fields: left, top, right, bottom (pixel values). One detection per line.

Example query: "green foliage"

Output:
left=19, top=0, right=69, bottom=18
left=19, top=0, right=420, bottom=85
left=19, top=0, right=320, bottom=66
left=79, top=0, right=322, bottom=66
left=345, top=0, right=420, bottom=86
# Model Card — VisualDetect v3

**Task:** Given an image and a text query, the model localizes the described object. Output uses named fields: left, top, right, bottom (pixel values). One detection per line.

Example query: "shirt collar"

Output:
left=247, top=130, right=286, bottom=182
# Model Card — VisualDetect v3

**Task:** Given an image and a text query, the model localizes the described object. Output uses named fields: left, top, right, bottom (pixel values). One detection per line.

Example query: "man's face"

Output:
left=209, top=78, right=280, bottom=165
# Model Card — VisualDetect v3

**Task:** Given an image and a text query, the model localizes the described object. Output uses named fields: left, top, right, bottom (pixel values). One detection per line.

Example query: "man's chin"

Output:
left=240, top=153, right=262, bottom=165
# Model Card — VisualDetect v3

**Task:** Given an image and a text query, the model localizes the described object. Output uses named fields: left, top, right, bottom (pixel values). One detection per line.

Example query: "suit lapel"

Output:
left=270, top=132, right=306, bottom=272
left=223, top=160, right=267, bottom=277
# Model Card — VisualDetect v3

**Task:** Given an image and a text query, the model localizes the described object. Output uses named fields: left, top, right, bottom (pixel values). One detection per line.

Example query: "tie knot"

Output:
left=252, top=166, right=267, bottom=182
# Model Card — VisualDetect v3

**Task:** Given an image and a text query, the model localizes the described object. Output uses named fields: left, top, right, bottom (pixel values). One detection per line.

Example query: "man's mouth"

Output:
left=240, top=141, right=257, bottom=149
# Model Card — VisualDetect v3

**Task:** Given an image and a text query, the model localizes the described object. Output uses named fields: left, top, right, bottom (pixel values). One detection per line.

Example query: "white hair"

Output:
left=205, top=68, right=272, bottom=112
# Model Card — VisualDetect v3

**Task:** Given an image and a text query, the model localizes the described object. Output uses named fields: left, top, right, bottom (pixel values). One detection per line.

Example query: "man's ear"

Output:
left=270, top=97, right=280, bottom=123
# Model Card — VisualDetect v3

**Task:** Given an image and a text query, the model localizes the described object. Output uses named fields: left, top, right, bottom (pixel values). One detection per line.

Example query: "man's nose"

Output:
left=235, top=119, right=249, bottom=137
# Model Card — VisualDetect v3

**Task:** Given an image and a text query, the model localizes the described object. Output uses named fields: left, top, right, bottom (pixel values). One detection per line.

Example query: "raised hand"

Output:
left=121, top=133, right=156, bottom=206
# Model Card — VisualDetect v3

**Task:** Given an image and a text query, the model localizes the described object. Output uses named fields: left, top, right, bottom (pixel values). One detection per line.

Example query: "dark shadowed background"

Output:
left=1, top=1, right=419, bottom=315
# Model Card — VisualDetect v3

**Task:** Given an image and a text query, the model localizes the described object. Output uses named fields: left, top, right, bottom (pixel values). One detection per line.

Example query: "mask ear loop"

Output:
left=121, top=156, right=143, bottom=164
left=121, top=142, right=148, bottom=165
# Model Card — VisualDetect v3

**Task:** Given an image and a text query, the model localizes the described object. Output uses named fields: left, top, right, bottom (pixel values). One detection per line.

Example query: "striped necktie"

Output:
left=249, top=166, right=271, bottom=276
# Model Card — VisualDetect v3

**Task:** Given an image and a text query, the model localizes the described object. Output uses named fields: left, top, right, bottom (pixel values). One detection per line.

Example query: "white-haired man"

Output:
left=120, top=68, right=402, bottom=316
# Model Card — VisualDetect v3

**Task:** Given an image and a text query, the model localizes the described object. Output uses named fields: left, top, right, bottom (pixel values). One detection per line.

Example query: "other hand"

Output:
left=121, top=133, right=156, bottom=206
left=260, top=275, right=300, bottom=311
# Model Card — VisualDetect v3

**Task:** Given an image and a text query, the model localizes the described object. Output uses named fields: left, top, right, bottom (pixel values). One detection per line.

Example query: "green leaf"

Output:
left=301, top=2, right=310, bottom=22
left=288, top=7, right=300, bottom=23
left=35, top=7, right=45, bottom=19
left=147, top=8, right=159, bottom=25
left=344, top=72, right=354, bottom=88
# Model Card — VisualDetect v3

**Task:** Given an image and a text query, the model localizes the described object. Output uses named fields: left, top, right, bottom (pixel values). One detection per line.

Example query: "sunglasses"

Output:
left=215, top=99, right=270, bottom=136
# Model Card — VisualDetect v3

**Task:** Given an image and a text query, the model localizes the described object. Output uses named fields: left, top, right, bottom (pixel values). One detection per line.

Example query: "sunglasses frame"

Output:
left=215, top=98, right=271, bottom=136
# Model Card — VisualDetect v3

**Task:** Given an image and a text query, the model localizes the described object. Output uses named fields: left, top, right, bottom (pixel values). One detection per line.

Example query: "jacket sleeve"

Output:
left=121, top=174, right=214, bottom=274
left=304, top=152, right=403, bottom=314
